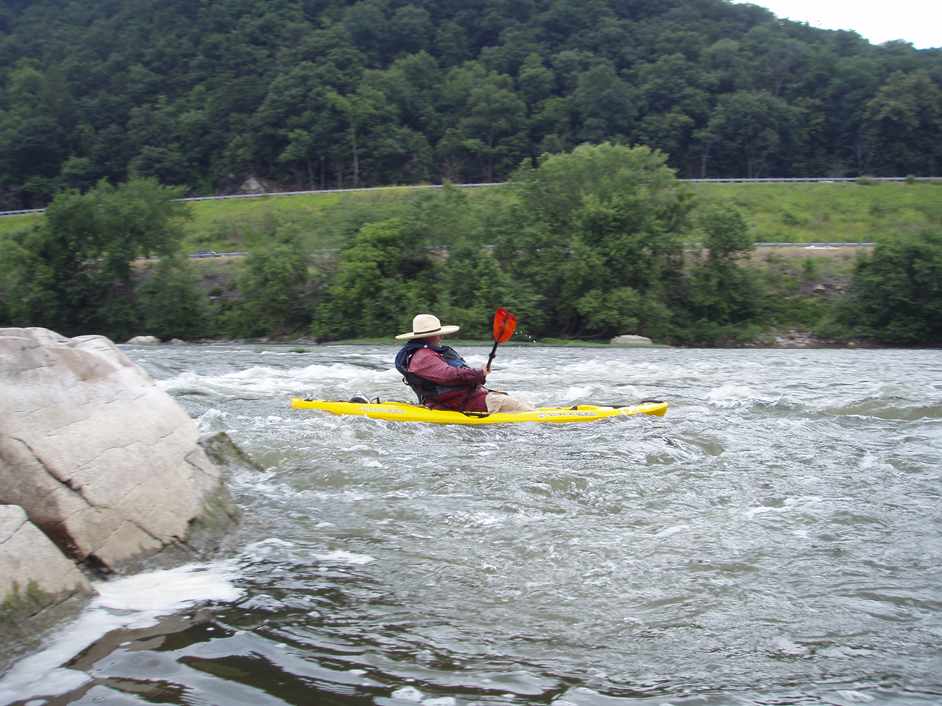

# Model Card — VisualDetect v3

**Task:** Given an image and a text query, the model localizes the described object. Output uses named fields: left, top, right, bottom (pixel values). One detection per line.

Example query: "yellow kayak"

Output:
left=290, top=399, right=668, bottom=425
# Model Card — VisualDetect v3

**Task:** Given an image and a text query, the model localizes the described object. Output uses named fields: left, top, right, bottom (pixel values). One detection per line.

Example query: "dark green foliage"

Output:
left=497, top=143, right=693, bottom=339
left=838, top=232, right=942, bottom=343
left=314, top=218, right=435, bottom=339
left=5, top=144, right=938, bottom=347
left=1, top=0, right=941, bottom=208
left=308, top=143, right=760, bottom=344
left=228, top=237, right=313, bottom=337
left=670, top=205, right=767, bottom=343
left=1, top=178, right=188, bottom=338
left=137, top=257, right=209, bottom=340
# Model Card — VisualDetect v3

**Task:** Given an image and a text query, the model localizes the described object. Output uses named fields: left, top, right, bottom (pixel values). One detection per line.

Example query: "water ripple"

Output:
left=4, top=345, right=941, bottom=705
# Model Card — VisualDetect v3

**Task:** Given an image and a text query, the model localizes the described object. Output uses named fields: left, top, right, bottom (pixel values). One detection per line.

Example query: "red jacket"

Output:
left=407, top=348, right=488, bottom=412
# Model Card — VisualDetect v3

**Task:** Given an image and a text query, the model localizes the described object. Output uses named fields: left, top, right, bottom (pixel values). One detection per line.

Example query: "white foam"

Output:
left=0, top=562, right=241, bottom=703
left=197, top=407, right=229, bottom=432
left=240, top=537, right=297, bottom=561
left=159, top=363, right=400, bottom=399
left=392, top=686, right=425, bottom=701
left=655, top=524, right=689, bottom=538
left=316, top=550, right=376, bottom=565
left=707, top=383, right=769, bottom=408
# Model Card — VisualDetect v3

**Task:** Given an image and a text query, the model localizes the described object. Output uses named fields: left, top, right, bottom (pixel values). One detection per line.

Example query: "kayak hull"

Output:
left=290, top=399, right=668, bottom=425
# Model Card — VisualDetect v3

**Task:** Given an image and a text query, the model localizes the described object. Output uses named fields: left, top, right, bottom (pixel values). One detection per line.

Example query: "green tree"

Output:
left=328, top=84, right=392, bottom=187
left=0, top=61, right=75, bottom=206
left=3, top=178, right=188, bottom=338
left=137, top=257, right=209, bottom=340
left=458, top=75, right=529, bottom=181
left=862, top=71, right=942, bottom=176
left=517, top=53, right=556, bottom=107
left=673, top=206, right=766, bottom=343
left=232, top=238, right=312, bottom=337
left=496, top=143, right=692, bottom=338
left=839, top=232, right=942, bottom=343
left=0, top=0, right=940, bottom=200
left=699, top=91, right=801, bottom=177
left=571, top=63, right=636, bottom=142
left=315, top=218, right=435, bottom=340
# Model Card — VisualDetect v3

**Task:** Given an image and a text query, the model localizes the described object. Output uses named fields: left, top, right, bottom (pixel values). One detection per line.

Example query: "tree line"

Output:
left=1, top=0, right=941, bottom=210
left=1, top=144, right=939, bottom=346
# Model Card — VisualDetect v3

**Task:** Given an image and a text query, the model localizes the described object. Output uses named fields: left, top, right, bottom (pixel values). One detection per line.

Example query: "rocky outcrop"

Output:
left=0, top=505, right=93, bottom=620
left=0, top=328, right=238, bottom=574
left=200, top=431, right=263, bottom=473
left=610, top=334, right=655, bottom=347
left=239, top=176, right=279, bottom=194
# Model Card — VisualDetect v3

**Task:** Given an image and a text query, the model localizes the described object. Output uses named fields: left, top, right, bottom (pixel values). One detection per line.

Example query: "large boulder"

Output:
left=0, top=328, right=238, bottom=572
left=0, top=505, right=93, bottom=620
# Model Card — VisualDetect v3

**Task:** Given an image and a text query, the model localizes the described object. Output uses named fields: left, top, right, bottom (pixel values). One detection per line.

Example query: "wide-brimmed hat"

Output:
left=395, top=314, right=460, bottom=340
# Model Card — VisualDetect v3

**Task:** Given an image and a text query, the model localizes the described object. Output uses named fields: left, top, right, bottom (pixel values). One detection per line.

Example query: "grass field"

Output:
left=1, top=181, right=940, bottom=250
left=0, top=213, right=38, bottom=239
left=690, top=181, right=942, bottom=243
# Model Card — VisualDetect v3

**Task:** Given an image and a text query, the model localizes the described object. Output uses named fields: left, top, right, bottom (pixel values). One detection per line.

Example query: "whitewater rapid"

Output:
left=3, top=344, right=941, bottom=706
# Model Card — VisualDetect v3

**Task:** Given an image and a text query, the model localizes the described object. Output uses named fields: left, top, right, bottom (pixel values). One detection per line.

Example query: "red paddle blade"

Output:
left=492, top=307, right=518, bottom=343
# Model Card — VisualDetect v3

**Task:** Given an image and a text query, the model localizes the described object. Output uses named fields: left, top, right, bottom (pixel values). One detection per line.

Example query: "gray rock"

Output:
left=239, top=176, right=278, bottom=194
left=199, top=432, right=262, bottom=473
left=126, top=335, right=160, bottom=345
left=168, top=338, right=186, bottom=345
left=610, top=334, right=655, bottom=347
left=0, top=328, right=238, bottom=572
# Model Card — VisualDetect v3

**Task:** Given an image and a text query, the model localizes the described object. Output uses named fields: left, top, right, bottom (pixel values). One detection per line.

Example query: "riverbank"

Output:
left=156, top=330, right=900, bottom=350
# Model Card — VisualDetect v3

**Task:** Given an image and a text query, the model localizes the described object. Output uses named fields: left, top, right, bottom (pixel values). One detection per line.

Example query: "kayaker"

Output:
left=394, top=314, right=535, bottom=413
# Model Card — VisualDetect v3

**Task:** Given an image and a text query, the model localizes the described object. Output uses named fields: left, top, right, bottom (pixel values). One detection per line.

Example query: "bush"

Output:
left=838, top=231, right=942, bottom=343
left=137, top=257, right=210, bottom=340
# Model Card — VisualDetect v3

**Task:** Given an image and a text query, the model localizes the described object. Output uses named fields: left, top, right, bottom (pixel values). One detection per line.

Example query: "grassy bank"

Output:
left=690, top=181, right=942, bottom=243
left=2, top=181, right=940, bottom=250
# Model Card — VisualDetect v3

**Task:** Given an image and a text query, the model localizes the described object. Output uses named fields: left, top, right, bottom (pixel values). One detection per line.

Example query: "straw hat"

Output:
left=395, top=314, right=460, bottom=340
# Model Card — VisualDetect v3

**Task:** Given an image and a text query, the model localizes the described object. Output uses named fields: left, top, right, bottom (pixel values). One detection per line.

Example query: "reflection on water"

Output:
left=3, top=345, right=942, bottom=705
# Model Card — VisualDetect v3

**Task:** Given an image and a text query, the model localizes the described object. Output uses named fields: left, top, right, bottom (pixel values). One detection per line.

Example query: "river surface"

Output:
left=3, top=344, right=942, bottom=706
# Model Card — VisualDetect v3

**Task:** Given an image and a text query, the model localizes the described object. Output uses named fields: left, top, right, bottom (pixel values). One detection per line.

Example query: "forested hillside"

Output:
left=1, top=0, right=940, bottom=209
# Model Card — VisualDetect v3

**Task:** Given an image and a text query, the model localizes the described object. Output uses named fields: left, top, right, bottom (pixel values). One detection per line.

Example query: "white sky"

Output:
left=733, top=1, right=941, bottom=49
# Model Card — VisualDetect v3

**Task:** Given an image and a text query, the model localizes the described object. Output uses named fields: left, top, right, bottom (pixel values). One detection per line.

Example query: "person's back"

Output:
left=394, top=314, right=534, bottom=413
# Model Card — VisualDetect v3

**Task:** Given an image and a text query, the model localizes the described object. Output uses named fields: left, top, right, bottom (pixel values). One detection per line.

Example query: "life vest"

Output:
left=395, top=340, right=475, bottom=405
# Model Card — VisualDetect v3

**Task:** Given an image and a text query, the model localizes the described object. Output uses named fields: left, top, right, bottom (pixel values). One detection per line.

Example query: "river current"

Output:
left=2, top=344, right=941, bottom=706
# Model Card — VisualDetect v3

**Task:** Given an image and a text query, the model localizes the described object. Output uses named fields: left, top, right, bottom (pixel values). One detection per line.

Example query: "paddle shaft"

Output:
left=486, top=340, right=499, bottom=371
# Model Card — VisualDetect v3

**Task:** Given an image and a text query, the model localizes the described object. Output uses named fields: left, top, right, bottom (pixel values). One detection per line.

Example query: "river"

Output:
left=2, top=344, right=941, bottom=706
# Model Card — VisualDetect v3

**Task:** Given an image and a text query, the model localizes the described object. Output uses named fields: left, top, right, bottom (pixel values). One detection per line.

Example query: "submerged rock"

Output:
left=199, top=431, right=263, bottom=473
left=610, top=334, right=655, bottom=347
left=0, top=327, right=239, bottom=574
left=125, top=335, right=160, bottom=344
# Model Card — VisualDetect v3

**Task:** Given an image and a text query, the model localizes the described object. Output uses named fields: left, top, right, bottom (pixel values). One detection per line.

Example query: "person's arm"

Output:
left=409, top=349, right=486, bottom=386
